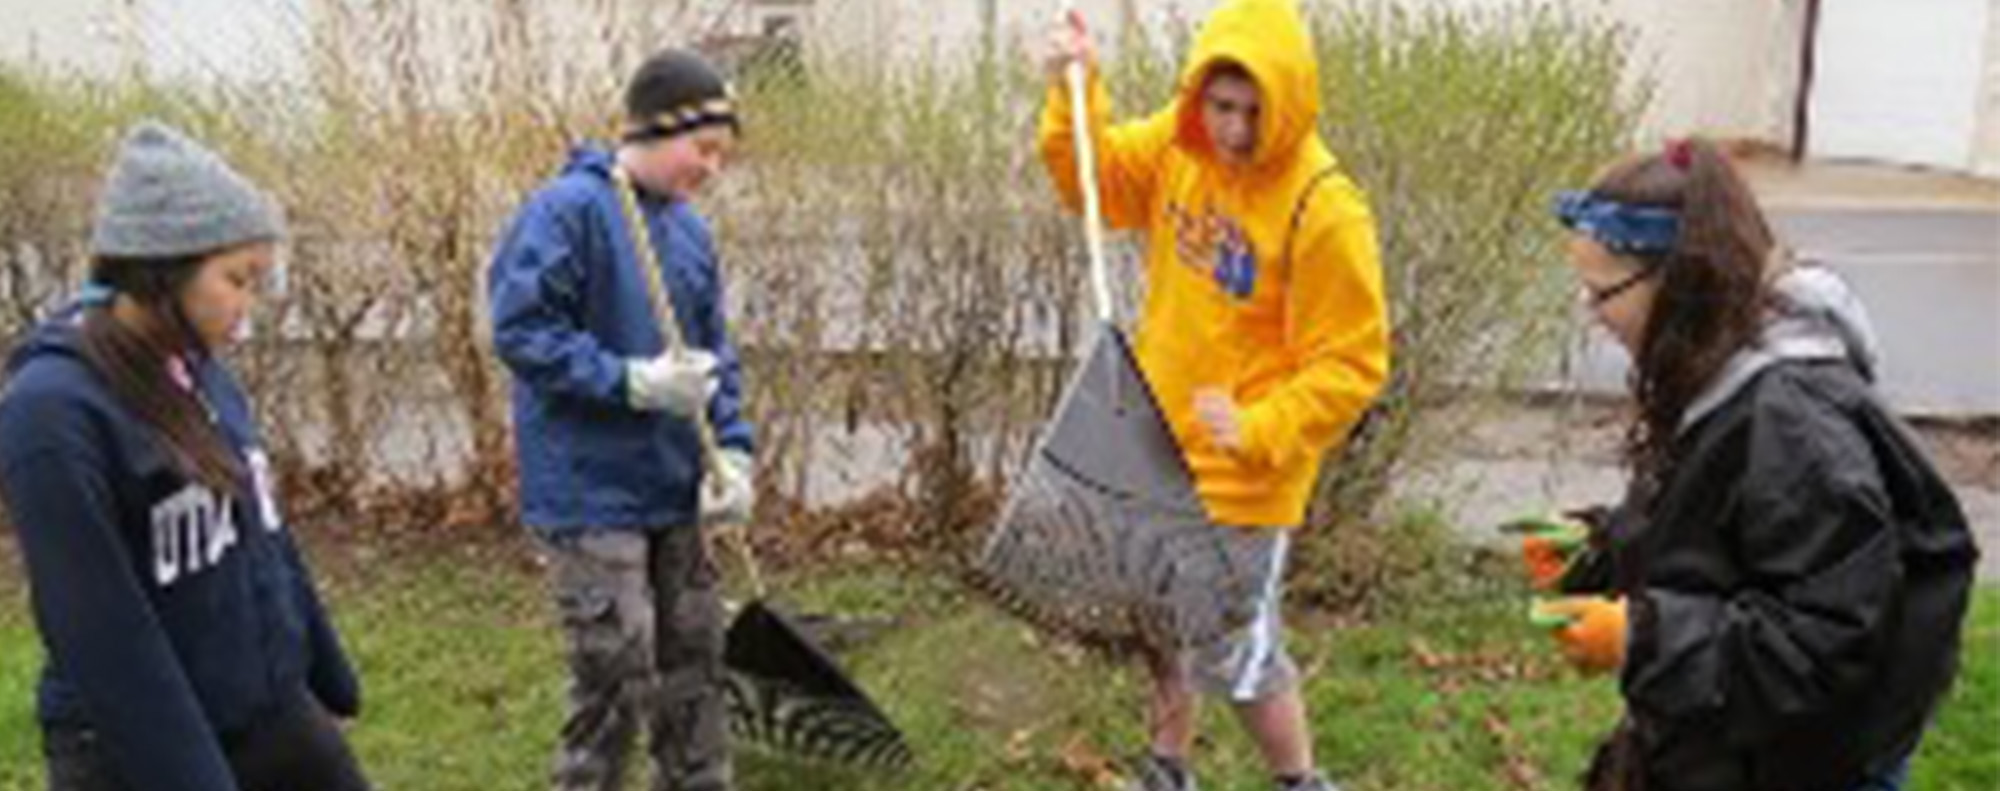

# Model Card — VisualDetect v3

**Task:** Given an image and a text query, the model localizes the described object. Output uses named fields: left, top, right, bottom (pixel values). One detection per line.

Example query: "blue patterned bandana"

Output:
left=1553, top=190, right=1681, bottom=257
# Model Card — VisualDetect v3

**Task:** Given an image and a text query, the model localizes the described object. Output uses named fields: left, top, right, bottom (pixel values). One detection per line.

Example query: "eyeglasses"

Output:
left=1581, top=265, right=1660, bottom=308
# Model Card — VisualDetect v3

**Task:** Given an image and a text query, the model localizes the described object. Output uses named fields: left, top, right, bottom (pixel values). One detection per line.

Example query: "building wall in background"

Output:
left=1808, top=0, right=1994, bottom=173
left=8, top=0, right=1988, bottom=178
left=1975, top=0, right=2000, bottom=177
left=0, top=0, right=130, bottom=77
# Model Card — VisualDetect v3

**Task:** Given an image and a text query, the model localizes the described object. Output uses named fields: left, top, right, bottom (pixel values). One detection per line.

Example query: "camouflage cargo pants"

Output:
left=542, top=528, right=730, bottom=791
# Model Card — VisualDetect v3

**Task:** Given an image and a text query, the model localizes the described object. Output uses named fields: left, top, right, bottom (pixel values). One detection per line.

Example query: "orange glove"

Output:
left=1521, top=536, right=1571, bottom=590
left=1505, top=515, right=1589, bottom=591
left=1534, top=596, right=1628, bottom=674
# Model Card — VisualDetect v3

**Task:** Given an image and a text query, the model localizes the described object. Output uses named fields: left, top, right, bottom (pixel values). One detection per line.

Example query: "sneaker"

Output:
left=1275, top=772, right=1341, bottom=791
left=1124, top=753, right=1198, bottom=791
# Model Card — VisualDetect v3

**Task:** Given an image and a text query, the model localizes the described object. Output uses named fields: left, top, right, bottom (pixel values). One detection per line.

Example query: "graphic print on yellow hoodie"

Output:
left=1039, top=0, right=1390, bottom=528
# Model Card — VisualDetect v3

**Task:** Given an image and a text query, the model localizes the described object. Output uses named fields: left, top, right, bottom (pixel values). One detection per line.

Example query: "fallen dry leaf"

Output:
left=1057, top=732, right=1121, bottom=788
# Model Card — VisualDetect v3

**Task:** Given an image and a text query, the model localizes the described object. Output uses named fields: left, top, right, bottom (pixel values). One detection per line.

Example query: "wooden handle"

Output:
left=611, top=166, right=765, bottom=598
left=610, top=167, right=728, bottom=468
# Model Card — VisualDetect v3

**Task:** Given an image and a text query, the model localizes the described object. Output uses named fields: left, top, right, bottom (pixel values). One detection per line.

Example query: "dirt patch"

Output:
left=1911, top=418, right=2000, bottom=492
left=0, top=533, right=21, bottom=603
left=1420, top=400, right=2000, bottom=580
left=1446, top=400, right=1997, bottom=490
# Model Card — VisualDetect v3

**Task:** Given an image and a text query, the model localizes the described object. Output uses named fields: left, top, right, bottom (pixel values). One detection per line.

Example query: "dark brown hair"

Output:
left=1589, top=138, right=1775, bottom=485
left=79, top=255, right=245, bottom=492
left=1204, top=59, right=1254, bottom=85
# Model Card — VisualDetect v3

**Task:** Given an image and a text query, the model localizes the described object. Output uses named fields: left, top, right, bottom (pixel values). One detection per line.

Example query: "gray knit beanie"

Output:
left=90, top=121, right=285, bottom=259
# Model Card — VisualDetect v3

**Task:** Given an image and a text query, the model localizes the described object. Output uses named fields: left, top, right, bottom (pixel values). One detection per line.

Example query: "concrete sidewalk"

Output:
left=1739, top=155, right=2000, bottom=212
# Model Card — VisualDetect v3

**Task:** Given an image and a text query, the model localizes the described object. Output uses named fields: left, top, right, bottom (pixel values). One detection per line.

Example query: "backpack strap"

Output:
left=1281, top=166, right=1345, bottom=272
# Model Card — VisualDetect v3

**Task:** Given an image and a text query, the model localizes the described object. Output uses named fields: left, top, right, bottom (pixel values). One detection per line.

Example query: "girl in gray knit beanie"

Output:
left=0, top=122, right=374, bottom=791
left=81, top=120, right=288, bottom=488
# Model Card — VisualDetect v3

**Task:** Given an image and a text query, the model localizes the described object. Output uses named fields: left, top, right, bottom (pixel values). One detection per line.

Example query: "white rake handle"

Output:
left=1062, top=2, right=1115, bottom=324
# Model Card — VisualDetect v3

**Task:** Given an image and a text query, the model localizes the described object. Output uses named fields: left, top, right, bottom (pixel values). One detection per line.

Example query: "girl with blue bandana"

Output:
left=1532, top=138, right=1977, bottom=791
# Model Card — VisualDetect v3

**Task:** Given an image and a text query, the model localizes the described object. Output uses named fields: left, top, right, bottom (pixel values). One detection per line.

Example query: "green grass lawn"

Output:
left=1, top=540, right=1995, bottom=790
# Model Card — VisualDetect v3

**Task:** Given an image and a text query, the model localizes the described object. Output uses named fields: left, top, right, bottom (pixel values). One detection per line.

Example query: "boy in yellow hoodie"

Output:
left=1037, top=1, right=1390, bottom=789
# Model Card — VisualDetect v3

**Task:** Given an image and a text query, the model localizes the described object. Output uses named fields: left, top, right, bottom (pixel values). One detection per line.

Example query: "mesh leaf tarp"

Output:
left=724, top=602, right=914, bottom=769
left=974, top=326, right=1269, bottom=655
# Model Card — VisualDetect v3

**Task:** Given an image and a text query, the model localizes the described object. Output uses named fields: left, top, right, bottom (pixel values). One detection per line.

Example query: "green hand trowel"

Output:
left=1498, top=513, right=1591, bottom=550
left=1528, top=598, right=1584, bottom=629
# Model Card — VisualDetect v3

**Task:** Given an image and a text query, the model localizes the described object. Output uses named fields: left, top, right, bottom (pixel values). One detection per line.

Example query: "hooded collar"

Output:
left=1173, top=0, right=1325, bottom=174
left=1679, top=259, right=1883, bottom=433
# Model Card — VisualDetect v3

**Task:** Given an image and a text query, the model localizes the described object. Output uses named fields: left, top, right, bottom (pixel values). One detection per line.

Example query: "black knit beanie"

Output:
left=623, top=49, right=740, bottom=142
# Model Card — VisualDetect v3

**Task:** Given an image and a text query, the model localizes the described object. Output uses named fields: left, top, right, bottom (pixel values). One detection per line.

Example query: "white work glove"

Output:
left=625, top=349, right=718, bottom=417
left=700, top=449, right=756, bottom=526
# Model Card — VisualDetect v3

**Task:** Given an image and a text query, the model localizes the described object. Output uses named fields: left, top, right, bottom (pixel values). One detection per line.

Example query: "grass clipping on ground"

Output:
left=0, top=540, right=1994, bottom=791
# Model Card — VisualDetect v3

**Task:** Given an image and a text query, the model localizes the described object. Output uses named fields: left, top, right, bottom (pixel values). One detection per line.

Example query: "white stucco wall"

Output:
left=0, top=0, right=131, bottom=77
left=0, top=0, right=307, bottom=86
left=1975, top=0, right=2000, bottom=177
left=784, top=0, right=1806, bottom=149
left=1617, top=0, right=1803, bottom=147
left=1809, top=0, right=1994, bottom=171
left=0, top=0, right=1925, bottom=170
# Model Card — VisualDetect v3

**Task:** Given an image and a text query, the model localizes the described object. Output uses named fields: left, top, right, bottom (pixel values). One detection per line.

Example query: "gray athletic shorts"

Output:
left=1182, top=528, right=1299, bottom=702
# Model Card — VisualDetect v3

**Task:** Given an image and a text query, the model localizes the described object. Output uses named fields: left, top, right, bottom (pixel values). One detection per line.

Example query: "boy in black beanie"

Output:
left=487, top=48, right=754, bottom=791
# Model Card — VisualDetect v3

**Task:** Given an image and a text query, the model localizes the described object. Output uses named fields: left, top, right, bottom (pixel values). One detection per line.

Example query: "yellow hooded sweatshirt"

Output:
left=1039, top=0, right=1390, bottom=528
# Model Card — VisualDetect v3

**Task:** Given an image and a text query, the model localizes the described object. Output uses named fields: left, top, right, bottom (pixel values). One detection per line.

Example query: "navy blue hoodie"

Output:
left=0, top=308, right=360, bottom=791
left=487, top=146, right=754, bottom=536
